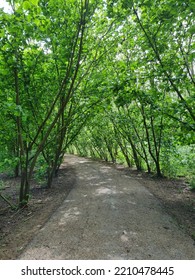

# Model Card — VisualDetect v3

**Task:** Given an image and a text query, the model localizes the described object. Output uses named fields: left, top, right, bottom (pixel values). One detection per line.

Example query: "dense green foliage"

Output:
left=0, top=0, right=194, bottom=206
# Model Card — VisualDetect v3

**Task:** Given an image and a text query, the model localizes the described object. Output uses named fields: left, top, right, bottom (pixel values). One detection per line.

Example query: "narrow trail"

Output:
left=19, top=155, right=195, bottom=260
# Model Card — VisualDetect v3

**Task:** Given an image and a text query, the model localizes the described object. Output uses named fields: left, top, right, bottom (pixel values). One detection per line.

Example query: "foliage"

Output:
left=189, top=177, right=195, bottom=191
left=0, top=0, right=194, bottom=206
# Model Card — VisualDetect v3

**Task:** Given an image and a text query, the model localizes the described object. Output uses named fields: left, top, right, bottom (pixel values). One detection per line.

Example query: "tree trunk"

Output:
left=19, top=168, right=30, bottom=207
left=155, top=159, right=162, bottom=177
left=127, top=136, right=142, bottom=171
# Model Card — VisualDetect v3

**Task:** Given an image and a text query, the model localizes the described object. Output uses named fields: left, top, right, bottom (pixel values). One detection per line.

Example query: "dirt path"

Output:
left=19, top=155, right=195, bottom=260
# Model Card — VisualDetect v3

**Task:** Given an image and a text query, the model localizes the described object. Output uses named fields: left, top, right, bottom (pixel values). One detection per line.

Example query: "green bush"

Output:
left=189, top=176, right=195, bottom=191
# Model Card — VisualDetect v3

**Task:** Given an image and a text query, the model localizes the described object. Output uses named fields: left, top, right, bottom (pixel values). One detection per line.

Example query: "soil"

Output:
left=0, top=164, right=75, bottom=259
left=120, top=167, right=195, bottom=242
left=0, top=155, right=194, bottom=259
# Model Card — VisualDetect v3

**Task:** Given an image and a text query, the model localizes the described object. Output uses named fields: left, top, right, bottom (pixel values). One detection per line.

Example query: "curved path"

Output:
left=19, top=155, right=195, bottom=259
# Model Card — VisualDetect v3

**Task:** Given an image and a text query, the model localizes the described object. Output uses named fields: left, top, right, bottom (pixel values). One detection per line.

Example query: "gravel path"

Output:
left=19, top=155, right=195, bottom=259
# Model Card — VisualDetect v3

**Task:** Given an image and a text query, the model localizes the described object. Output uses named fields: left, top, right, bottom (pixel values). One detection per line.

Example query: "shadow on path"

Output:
left=19, top=155, right=195, bottom=260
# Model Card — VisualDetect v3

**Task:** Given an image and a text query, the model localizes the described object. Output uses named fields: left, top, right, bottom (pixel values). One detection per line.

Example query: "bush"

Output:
left=189, top=176, right=195, bottom=191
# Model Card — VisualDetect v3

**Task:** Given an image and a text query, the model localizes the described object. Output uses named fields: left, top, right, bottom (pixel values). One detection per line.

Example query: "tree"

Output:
left=0, top=0, right=194, bottom=208
left=0, top=0, right=103, bottom=206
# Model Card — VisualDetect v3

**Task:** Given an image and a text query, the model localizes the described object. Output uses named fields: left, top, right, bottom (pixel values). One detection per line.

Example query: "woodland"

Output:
left=0, top=0, right=194, bottom=208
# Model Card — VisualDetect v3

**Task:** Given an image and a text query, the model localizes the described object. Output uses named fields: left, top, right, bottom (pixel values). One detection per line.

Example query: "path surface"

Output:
left=19, top=155, right=195, bottom=259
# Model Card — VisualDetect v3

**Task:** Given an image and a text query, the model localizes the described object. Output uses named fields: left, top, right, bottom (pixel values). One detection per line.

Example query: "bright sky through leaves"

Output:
left=0, top=0, right=12, bottom=13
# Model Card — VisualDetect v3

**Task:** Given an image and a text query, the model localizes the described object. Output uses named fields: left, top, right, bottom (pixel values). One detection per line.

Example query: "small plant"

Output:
left=0, top=179, right=4, bottom=190
left=189, top=176, right=195, bottom=191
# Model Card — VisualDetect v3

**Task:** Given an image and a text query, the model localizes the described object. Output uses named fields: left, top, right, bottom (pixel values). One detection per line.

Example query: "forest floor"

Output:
left=0, top=155, right=195, bottom=259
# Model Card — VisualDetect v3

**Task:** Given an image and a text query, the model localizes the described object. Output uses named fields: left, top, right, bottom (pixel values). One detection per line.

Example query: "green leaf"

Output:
left=34, top=18, right=41, bottom=26
left=188, top=25, right=195, bottom=35
left=30, top=0, right=39, bottom=6
left=0, top=29, right=5, bottom=38
left=23, top=1, right=31, bottom=10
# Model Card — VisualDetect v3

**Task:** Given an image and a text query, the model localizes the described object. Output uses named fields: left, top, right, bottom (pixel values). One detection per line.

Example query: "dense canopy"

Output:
left=0, top=0, right=194, bottom=207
